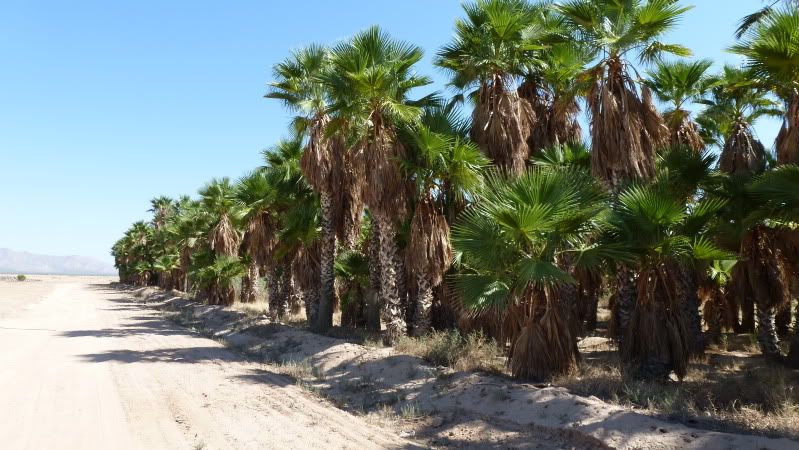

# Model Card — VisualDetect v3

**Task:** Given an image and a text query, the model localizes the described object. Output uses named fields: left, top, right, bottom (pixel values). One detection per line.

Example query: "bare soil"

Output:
left=131, top=285, right=799, bottom=450
left=0, top=276, right=419, bottom=449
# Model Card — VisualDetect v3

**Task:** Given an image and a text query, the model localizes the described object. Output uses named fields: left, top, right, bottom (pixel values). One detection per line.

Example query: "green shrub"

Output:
left=16, top=274, right=26, bottom=281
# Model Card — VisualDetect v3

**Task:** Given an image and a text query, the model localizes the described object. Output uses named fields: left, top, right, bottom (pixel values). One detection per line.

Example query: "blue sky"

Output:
left=0, top=0, right=782, bottom=265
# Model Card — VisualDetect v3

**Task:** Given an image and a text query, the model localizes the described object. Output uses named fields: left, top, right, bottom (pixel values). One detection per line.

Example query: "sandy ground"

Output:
left=0, top=276, right=420, bottom=450
left=139, top=287, right=799, bottom=450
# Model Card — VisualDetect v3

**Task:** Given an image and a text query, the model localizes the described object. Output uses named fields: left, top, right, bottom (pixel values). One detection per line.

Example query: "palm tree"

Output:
left=693, top=66, right=783, bottom=339
left=191, top=255, right=247, bottom=306
left=277, top=192, right=321, bottom=323
left=126, top=221, right=154, bottom=286
left=749, top=165, right=799, bottom=365
left=152, top=253, right=180, bottom=290
left=557, top=0, right=691, bottom=187
left=697, top=66, right=781, bottom=175
left=164, top=198, right=209, bottom=292
left=595, top=182, right=730, bottom=379
left=260, top=137, right=318, bottom=319
left=399, top=107, right=488, bottom=335
left=266, top=44, right=363, bottom=331
left=557, top=0, right=691, bottom=347
left=436, top=0, right=538, bottom=175
left=197, top=178, right=242, bottom=305
left=452, top=167, right=606, bottom=379
left=149, top=196, right=175, bottom=230
left=734, top=0, right=799, bottom=39
left=533, top=142, right=602, bottom=332
left=234, top=171, right=277, bottom=303
left=731, top=8, right=799, bottom=165
left=322, top=26, right=431, bottom=344
left=643, top=59, right=715, bottom=151
left=522, top=43, right=591, bottom=154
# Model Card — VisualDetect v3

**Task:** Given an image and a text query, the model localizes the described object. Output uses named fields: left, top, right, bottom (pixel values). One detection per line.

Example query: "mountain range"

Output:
left=0, top=248, right=117, bottom=276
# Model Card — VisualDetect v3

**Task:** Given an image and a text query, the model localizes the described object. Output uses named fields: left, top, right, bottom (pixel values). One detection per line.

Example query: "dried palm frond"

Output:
left=719, top=121, right=767, bottom=175
left=665, top=111, right=705, bottom=152
left=519, top=80, right=582, bottom=156
left=251, top=211, right=278, bottom=268
left=574, top=266, right=603, bottom=332
left=209, top=214, right=239, bottom=257
left=589, top=62, right=669, bottom=187
left=777, top=96, right=799, bottom=165
left=742, top=226, right=791, bottom=310
left=363, top=125, right=407, bottom=217
left=300, top=114, right=334, bottom=192
left=293, top=242, right=322, bottom=322
left=508, top=287, right=579, bottom=380
left=472, top=76, right=535, bottom=176
left=407, top=199, right=452, bottom=287
left=623, top=263, right=689, bottom=380
left=331, top=138, right=365, bottom=247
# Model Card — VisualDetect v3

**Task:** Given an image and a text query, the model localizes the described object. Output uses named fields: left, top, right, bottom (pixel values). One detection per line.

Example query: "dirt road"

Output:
left=0, top=277, right=418, bottom=450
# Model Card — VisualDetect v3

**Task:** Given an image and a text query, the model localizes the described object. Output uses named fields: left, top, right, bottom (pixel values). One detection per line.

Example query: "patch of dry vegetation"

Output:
left=394, top=330, right=505, bottom=373
left=555, top=336, right=799, bottom=440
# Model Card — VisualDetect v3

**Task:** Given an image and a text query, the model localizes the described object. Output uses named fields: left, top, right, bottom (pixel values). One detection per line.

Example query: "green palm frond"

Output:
left=730, top=8, right=799, bottom=95
left=556, top=0, right=692, bottom=64
left=452, top=167, right=607, bottom=311
left=266, top=43, right=330, bottom=118
left=532, top=142, right=591, bottom=170
left=750, top=164, right=799, bottom=221
left=436, top=0, right=542, bottom=89
left=644, top=59, right=715, bottom=111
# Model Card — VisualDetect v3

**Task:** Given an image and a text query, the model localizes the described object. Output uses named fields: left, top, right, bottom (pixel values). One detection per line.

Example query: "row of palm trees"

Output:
left=112, top=0, right=799, bottom=381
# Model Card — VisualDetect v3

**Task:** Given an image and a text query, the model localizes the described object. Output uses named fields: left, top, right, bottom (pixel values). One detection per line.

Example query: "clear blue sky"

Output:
left=0, top=0, right=781, bottom=265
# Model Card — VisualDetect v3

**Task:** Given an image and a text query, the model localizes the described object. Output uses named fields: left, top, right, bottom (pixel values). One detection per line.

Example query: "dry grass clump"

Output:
left=554, top=346, right=799, bottom=439
left=230, top=302, right=269, bottom=319
left=394, top=330, right=505, bottom=373
left=276, top=358, right=314, bottom=380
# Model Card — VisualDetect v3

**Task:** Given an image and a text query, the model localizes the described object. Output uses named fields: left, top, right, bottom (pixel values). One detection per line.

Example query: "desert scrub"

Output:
left=276, top=358, right=314, bottom=380
left=554, top=354, right=799, bottom=439
left=394, top=330, right=505, bottom=373
left=16, top=274, right=26, bottom=281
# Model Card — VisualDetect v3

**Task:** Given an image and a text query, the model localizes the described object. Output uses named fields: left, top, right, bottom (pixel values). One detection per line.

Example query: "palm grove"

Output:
left=112, top=0, right=799, bottom=381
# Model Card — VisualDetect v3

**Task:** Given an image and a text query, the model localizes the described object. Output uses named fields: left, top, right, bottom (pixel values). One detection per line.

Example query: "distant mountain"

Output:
left=0, top=248, right=117, bottom=276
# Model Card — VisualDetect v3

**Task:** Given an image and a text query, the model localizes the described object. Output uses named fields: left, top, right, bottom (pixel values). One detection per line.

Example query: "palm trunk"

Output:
left=394, top=249, right=409, bottom=327
left=241, top=274, right=252, bottom=304
left=366, top=222, right=382, bottom=332
left=786, top=302, right=799, bottom=368
left=266, top=266, right=282, bottom=318
left=679, top=265, right=705, bottom=357
left=411, top=276, right=433, bottom=337
left=739, top=295, right=756, bottom=333
left=776, top=302, right=792, bottom=337
left=288, top=274, right=302, bottom=315
left=276, top=270, right=291, bottom=319
left=317, top=191, right=336, bottom=332
left=244, top=260, right=260, bottom=303
left=613, top=267, right=637, bottom=350
left=776, top=94, right=799, bottom=165
left=756, top=303, right=782, bottom=360
left=303, top=286, right=320, bottom=326
left=375, top=213, right=407, bottom=345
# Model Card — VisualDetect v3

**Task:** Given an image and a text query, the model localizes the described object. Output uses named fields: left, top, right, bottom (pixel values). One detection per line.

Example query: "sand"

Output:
left=0, top=276, right=419, bottom=449
left=4, top=275, right=797, bottom=449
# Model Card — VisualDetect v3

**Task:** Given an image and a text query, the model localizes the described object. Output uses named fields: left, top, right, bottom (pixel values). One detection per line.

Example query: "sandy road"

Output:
left=0, top=277, right=418, bottom=450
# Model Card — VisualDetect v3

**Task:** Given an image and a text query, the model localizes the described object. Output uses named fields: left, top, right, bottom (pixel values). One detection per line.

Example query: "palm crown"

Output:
left=556, top=0, right=692, bottom=64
